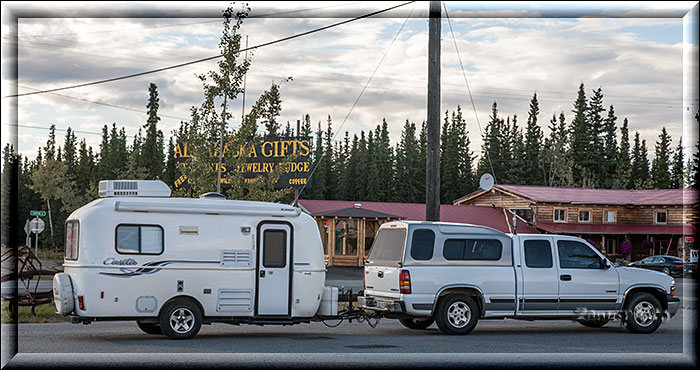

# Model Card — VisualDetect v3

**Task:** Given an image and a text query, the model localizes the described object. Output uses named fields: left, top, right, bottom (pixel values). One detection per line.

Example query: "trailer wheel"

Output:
left=435, top=294, right=479, bottom=335
left=136, top=321, right=163, bottom=335
left=158, top=299, right=202, bottom=339
left=399, top=317, right=435, bottom=330
left=622, top=292, right=663, bottom=334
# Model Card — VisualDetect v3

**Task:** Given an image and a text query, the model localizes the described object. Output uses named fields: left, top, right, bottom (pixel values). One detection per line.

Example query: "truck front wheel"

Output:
left=622, top=292, right=663, bottom=334
left=435, top=294, right=479, bottom=335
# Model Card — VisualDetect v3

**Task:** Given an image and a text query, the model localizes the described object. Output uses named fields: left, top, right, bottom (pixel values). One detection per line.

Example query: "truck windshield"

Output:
left=366, top=228, right=407, bottom=266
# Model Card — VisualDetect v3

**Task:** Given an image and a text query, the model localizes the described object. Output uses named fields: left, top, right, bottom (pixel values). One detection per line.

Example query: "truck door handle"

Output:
left=560, top=274, right=571, bottom=281
left=260, top=270, right=265, bottom=278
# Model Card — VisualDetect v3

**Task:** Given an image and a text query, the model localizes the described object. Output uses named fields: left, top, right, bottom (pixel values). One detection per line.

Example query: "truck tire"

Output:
left=622, top=292, right=663, bottom=334
left=399, top=317, right=435, bottom=330
left=137, top=322, right=163, bottom=335
left=577, top=318, right=610, bottom=328
left=435, top=294, right=479, bottom=335
left=158, top=299, right=202, bottom=339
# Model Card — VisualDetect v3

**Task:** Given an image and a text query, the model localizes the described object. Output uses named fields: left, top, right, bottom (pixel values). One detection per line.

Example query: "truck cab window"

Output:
left=557, top=240, right=601, bottom=269
left=410, top=229, right=435, bottom=260
left=523, top=240, right=552, bottom=268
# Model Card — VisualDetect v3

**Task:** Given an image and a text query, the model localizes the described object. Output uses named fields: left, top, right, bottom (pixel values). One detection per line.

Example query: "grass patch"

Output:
left=1, top=300, right=72, bottom=323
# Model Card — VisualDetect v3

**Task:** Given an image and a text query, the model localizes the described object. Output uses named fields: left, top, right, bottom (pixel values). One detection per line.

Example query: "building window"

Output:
left=604, top=210, right=616, bottom=223
left=510, top=208, right=533, bottom=222
left=605, top=238, right=616, bottom=254
left=115, top=224, right=164, bottom=255
left=655, top=211, right=667, bottom=224
left=554, top=209, right=567, bottom=222
left=578, top=209, right=591, bottom=223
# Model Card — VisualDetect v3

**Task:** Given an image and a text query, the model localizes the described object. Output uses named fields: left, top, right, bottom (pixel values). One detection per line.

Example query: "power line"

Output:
left=10, top=83, right=190, bottom=121
left=294, top=2, right=417, bottom=205
left=3, top=1, right=415, bottom=99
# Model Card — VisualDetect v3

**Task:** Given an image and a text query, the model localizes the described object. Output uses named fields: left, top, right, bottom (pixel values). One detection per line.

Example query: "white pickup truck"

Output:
left=359, top=221, right=679, bottom=335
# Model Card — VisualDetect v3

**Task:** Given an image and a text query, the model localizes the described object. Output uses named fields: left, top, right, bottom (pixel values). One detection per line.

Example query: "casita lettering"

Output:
left=103, top=257, right=138, bottom=266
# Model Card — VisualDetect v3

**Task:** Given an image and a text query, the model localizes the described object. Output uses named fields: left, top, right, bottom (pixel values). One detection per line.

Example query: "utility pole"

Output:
left=426, top=0, right=441, bottom=221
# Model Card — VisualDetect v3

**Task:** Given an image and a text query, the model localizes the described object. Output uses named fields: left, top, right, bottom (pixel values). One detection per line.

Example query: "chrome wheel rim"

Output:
left=633, top=301, right=656, bottom=327
left=447, top=301, right=471, bottom=328
left=169, top=307, right=195, bottom=333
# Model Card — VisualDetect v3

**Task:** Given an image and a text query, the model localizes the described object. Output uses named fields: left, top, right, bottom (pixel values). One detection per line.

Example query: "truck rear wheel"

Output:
left=622, top=292, right=663, bottom=334
left=158, top=299, right=202, bottom=339
left=137, top=322, right=163, bottom=335
left=435, top=294, right=479, bottom=335
left=399, top=317, right=435, bottom=330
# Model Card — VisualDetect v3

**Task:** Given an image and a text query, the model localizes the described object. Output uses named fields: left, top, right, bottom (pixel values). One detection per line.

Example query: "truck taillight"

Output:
left=400, top=270, right=411, bottom=294
left=78, top=295, right=85, bottom=310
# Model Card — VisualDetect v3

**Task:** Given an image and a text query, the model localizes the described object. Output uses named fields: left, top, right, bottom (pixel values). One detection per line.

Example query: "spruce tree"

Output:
left=631, top=132, right=651, bottom=189
left=365, top=130, right=379, bottom=201
left=507, top=115, right=527, bottom=185
left=141, top=83, right=165, bottom=180
left=375, top=119, right=394, bottom=201
left=524, top=93, right=544, bottom=185
left=569, top=83, right=590, bottom=186
left=615, top=118, right=632, bottom=189
left=308, top=121, right=326, bottom=199
left=670, top=137, right=684, bottom=189
left=163, top=137, right=178, bottom=188
left=322, top=115, right=335, bottom=200
left=346, top=134, right=360, bottom=200
left=354, top=131, right=368, bottom=201
left=586, top=87, right=605, bottom=187
left=62, top=127, right=78, bottom=176
left=601, top=105, right=618, bottom=189
left=544, top=112, right=574, bottom=187
left=396, top=120, right=421, bottom=203
left=650, top=127, right=672, bottom=189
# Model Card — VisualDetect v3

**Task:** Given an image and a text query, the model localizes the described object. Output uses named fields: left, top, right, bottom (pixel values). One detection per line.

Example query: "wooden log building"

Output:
left=454, top=185, right=698, bottom=262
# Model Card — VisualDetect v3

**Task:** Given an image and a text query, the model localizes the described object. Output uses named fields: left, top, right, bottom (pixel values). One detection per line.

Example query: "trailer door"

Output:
left=256, top=223, right=292, bottom=316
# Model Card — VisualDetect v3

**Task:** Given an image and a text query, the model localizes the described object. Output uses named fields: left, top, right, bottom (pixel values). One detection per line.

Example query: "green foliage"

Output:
left=650, top=127, right=672, bottom=189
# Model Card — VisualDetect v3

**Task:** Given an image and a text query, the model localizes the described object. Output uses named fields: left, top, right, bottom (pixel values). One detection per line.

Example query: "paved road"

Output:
left=2, top=308, right=696, bottom=367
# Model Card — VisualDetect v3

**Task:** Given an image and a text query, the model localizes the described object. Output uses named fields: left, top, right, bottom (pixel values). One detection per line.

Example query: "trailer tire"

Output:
left=622, top=292, right=663, bottom=334
left=159, top=299, right=202, bottom=339
left=435, top=294, right=479, bottom=335
left=53, top=273, right=74, bottom=316
left=399, top=317, right=435, bottom=330
left=137, top=321, right=163, bottom=335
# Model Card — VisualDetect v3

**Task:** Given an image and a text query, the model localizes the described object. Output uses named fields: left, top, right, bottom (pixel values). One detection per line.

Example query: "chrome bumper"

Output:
left=358, top=296, right=405, bottom=312
left=667, top=295, right=680, bottom=318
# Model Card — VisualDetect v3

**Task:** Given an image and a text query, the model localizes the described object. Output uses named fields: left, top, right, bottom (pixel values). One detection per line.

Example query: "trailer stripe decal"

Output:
left=99, top=260, right=219, bottom=277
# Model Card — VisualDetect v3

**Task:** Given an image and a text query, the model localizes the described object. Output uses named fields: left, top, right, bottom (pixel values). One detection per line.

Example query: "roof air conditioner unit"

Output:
left=98, top=180, right=171, bottom=198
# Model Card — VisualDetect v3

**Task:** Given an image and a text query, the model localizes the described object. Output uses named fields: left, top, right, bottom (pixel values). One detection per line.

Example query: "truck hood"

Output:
left=616, top=266, right=674, bottom=294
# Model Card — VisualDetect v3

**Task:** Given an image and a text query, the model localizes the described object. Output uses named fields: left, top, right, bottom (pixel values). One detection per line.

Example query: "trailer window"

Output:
left=366, top=228, right=407, bottom=266
left=443, top=239, right=503, bottom=261
left=115, top=224, right=164, bottom=255
left=410, top=229, right=435, bottom=260
left=65, top=221, right=79, bottom=260
left=263, top=230, right=286, bottom=268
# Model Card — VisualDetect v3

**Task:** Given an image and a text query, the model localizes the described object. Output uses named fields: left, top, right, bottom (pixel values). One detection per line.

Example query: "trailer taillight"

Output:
left=400, top=270, right=411, bottom=294
left=78, top=295, right=85, bottom=311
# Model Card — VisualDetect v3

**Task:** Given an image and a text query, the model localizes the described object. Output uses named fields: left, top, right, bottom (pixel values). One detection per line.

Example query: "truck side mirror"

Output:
left=601, top=258, right=610, bottom=269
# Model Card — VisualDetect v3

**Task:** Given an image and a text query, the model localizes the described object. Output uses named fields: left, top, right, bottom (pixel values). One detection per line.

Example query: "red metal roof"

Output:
left=494, top=185, right=698, bottom=205
left=536, top=222, right=696, bottom=235
left=297, top=199, right=540, bottom=234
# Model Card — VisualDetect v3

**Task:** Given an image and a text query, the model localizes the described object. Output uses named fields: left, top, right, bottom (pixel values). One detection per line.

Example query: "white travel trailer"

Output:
left=53, top=180, right=337, bottom=339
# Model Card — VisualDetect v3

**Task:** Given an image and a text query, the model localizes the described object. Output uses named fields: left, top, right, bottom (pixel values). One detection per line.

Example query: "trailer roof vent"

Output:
left=98, top=180, right=171, bottom=198
left=199, top=192, right=226, bottom=199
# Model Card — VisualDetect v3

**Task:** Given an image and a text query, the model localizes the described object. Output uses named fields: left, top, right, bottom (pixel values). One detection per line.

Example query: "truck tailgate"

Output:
left=364, top=265, right=401, bottom=299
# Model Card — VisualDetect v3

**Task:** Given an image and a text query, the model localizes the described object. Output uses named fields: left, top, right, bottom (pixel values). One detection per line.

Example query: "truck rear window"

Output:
left=366, top=228, right=407, bottom=266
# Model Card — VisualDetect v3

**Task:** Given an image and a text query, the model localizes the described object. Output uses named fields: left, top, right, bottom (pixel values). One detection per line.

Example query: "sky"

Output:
left=2, top=1, right=699, bottom=171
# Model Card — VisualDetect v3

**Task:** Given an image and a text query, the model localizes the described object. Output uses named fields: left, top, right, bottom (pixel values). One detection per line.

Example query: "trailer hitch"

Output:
left=318, top=288, right=382, bottom=328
